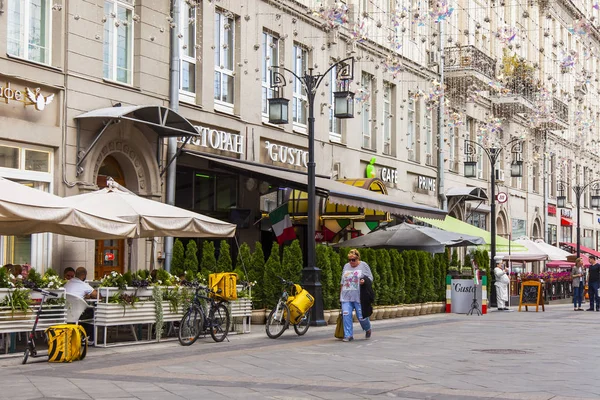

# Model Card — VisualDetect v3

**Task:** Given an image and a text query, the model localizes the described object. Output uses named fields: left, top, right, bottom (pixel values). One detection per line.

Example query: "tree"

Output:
left=262, top=242, right=282, bottom=309
left=183, top=240, right=198, bottom=275
left=250, top=242, right=266, bottom=309
left=234, top=242, right=252, bottom=281
left=316, top=245, right=334, bottom=310
left=200, top=241, right=216, bottom=275
left=375, top=249, right=392, bottom=305
left=330, top=249, right=342, bottom=308
left=389, top=249, right=405, bottom=304
left=216, top=240, right=232, bottom=273
left=288, top=239, right=303, bottom=284
left=171, top=239, right=185, bottom=277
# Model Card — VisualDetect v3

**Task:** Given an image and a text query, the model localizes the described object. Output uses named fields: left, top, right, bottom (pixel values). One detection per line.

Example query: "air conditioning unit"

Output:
left=427, top=51, right=440, bottom=67
left=495, top=169, right=506, bottom=183
left=383, top=142, right=391, bottom=155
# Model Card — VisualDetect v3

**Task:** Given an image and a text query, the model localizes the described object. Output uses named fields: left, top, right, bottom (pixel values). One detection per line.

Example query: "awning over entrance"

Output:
left=560, top=217, right=573, bottom=226
left=559, top=242, right=600, bottom=258
left=75, top=105, right=199, bottom=137
left=417, top=215, right=528, bottom=252
left=446, top=187, right=488, bottom=201
left=187, top=152, right=446, bottom=219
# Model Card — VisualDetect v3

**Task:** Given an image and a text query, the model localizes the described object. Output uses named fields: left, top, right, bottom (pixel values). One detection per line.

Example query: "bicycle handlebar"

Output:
left=276, top=276, right=295, bottom=287
left=31, top=288, right=58, bottom=297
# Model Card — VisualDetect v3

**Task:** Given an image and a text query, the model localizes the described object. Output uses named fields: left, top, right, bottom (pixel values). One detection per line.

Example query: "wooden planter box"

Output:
left=0, top=288, right=66, bottom=335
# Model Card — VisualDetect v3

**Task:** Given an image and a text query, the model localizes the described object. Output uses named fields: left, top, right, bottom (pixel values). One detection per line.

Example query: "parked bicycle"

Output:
left=178, top=282, right=231, bottom=345
left=23, top=288, right=59, bottom=364
left=265, top=277, right=314, bottom=339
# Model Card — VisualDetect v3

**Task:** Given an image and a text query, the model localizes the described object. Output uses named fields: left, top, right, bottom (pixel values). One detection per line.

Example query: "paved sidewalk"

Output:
left=0, top=303, right=597, bottom=400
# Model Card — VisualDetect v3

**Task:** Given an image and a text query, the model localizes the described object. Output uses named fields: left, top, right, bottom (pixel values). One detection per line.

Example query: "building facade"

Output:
left=0, top=0, right=598, bottom=277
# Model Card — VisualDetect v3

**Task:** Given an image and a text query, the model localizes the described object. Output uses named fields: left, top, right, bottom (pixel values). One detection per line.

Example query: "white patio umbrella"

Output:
left=0, top=177, right=137, bottom=239
left=62, top=180, right=236, bottom=239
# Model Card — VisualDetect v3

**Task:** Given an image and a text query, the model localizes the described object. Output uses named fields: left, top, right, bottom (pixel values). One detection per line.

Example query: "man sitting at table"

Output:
left=65, top=267, right=98, bottom=299
left=64, top=267, right=97, bottom=344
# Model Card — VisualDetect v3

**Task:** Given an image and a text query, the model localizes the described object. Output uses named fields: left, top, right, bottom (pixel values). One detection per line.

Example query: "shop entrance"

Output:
left=94, top=156, right=126, bottom=280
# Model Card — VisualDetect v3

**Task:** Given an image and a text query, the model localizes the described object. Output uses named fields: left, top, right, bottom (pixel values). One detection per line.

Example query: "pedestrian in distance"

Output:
left=586, top=255, right=600, bottom=311
left=494, top=258, right=510, bottom=311
left=571, top=258, right=585, bottom=311
left=339, top=249, right=373, bottom=342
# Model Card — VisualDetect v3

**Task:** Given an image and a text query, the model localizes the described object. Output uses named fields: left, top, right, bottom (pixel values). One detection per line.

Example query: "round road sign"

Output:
left=496, top=192, right=508, bottom=203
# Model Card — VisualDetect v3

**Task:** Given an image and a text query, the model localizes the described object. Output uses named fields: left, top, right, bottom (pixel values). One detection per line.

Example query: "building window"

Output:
left=548, top=224, right=557, bottom=245
left=583, top=229, right=594, bottom=248
left=361, top=72, right=373, bottom=149
left=512, top=218, right=527, bottom=238
left=407, top=94, right=416, bottom=161
left=103, top=0, right=134, bottom=84
left=425, top=109, right=433, bottom=165
left=466, top=212, right=487, bottom=230
left=383, top=84, right=393, bottom=155
left=328, top=65, right=342, bottom=142
left=292, top=44, right=308, bottom=127
left=262, top=31, right=279, bottom=117
left=175, top=167, right=238, bottom=215
left=214, top=10, right=235, bottom=108
left=180, top=0, right=196, bottom=95
left=7, top=0, right=51, bottom=64
left=561, top=225, right=572, bottom=243
left=550, top=154, right=556, bottom=197
left=0, top=146, right=20, bottom=169
left=0, top=145, right=51, bottom=173
left=448, top=126, right=456, bottom=172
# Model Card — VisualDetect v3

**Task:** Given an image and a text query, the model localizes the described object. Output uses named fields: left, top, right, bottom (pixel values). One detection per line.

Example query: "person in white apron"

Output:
left=494, top=260, right=510, bottom=311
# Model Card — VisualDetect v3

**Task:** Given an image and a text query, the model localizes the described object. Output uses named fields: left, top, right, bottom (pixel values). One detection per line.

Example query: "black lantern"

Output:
left=557, top=195, right=566, bottom=208
left=464, top=160, right=477, bottom=178
left=333, top=91, right=354, bottom=118
left=510, top=160, right=523, bottom=177
left=591, top=190, right=600, bottom=208
left=268, top=97, right=289, bottom=125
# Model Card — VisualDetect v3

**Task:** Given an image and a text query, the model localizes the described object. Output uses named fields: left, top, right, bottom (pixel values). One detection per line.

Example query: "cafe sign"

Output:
left=178, top=125, right=244, bottom=155
left=381, top=167, right=398, bottom=184
left=264, top=141, right=308, bottom=169
left=0, top=82, right=55, bottom=111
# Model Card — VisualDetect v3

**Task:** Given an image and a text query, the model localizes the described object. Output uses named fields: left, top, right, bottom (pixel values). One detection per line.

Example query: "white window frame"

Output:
left=262, top=31, right=279, bottom=118
left=383, top=85, right=392, bottom=155
left=292, top=44, right=308, bottom=130
left=7, top=0, right=52, bottom=65
left=214, top=10, right=235, bottom=112
left=425, top=109, right=433, bottom=165
left=103, top=0, right=134, bottom=85
left=407, top=95, right=416, bottom=161
left=448, top=126, right=456, bottom=171
left=361, top=73, right=372, bottom=149
left=328, top=65, right=342, bottom=143
left=179, top=0, right=196, bottom=100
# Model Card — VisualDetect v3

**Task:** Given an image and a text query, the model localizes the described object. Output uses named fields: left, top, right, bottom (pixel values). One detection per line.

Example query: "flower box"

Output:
left=0, top=288, right=66, bottom=334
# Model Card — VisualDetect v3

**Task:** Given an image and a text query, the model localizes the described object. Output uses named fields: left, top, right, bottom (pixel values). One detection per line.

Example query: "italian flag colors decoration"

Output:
left=270, top=203, right=296, bottom=244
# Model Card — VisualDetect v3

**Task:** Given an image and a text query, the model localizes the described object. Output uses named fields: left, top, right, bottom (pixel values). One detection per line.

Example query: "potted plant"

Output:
left=448, top=266, right=460, bottom=277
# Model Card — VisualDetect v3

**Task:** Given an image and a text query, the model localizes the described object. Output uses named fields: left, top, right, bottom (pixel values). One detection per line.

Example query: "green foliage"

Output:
left=316, top=245, right=334, bottom=310
left=420, top=252, right=435, bottom=302
left=123, top=271, right=133, bottom=286
left=100, top=271, right=127, bottom=289
left=329, top=249, right=341, bottom=308
left=215, top=240, right=232, bottom=273
left=235, top=242, right=252, bottom=281
left=403, top=251, right=418, bottom=303
left=0, top=288, right=31, bottom=314
left=288, top=240, right=303, bottom=284
left=262, top=242, right=282, bottom=309
left=249, top=242, right=266, bottom=309
left=184, top=240, right=199, bottom=274
left=390, top=249, right=405, bottom=304
left=137, top=270, right=150, bottom=280
left=375, top=249, right=392, bottom=305
left=25, top=268, right=43, bottom=288
left=450, top=248, right=460, bottom=267
left=0, top=267, right=11, bottom=289
left=361, top=249, right=380, bottom=304
left=281, top=246, right=294, bottom=282
left=171, top=239, right=185, bottom=277
left=200, top=241, right=217, bottom=275
left=44, top=268, right=58, bottom=277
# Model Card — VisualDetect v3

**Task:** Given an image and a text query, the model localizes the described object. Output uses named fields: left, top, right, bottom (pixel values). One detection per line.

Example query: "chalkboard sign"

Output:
left=518, top=281, right=545, bottom=312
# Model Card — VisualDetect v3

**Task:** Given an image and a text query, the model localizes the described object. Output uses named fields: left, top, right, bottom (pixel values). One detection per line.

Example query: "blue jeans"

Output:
left=341, top=301, right=371, bottom=338
left=573, top=283, right=583, bottom=308
left=589, top=282, right=600, bottom=310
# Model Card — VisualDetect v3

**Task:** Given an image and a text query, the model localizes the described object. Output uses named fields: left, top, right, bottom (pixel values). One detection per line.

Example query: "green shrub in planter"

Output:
left=216, top=240, right=232, bottom=273
left=235, top=242, right=252, bottom=281
left=330, top=248, right=342, bottom=307
left=171, top=239, right=185, bottom=277
left=389, top=249, right=405, bottom=304
left=184, top=240, right=199, bottom=274
left=250, top=242, right=266, bottom=309
left=200, top=241, right=216, bottom=275
left=316, top=245, right=333, bottom=310
left=262, top=242, right=281, bottom=309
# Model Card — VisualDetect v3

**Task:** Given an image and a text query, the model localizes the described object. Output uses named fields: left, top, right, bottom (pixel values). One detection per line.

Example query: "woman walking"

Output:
left=340, top=249, right=373, bottom=342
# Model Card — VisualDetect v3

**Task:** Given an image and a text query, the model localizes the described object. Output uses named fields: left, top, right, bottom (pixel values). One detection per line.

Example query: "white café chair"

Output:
left=66, top=293, right=94, bottom=324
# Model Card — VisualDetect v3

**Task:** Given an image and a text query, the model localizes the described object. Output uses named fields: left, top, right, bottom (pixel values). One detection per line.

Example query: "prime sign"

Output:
left=417, top=176, right=436, bottom=192
left=264, top=141, right=308, bottom=168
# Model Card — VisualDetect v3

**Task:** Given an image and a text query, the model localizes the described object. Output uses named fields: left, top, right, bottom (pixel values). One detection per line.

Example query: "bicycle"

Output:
left=23, top=288, right=59, bottom=364
left=178, top=282, right=231, bottom=345
left=265, top=277, right=312, bottom=339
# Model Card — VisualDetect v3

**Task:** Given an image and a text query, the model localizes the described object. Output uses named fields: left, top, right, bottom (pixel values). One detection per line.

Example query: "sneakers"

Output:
left=342, top=336, right=354, bottom=342
left=365, top=329, right=372, bottom=339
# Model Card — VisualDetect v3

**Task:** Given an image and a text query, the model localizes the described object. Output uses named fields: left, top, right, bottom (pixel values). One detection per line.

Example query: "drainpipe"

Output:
left=164, top=0, right=180, bottom=272
left=437, top=21, right=447, bottom=211
left=543, top=130, right=548, bottom=243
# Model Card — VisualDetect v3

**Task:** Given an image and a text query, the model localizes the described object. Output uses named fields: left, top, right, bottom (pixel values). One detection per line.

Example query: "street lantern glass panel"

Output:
left=591, top=193, right=600, bottom=208
left=464, top=161, right=477, bottom=178
left=557, top=195, right=566, bottom=208
left=268, top=97, right=289, bottom=125
left=333, top=91, right=354, bottom=119
left=510, top=160, right=523, bottom=177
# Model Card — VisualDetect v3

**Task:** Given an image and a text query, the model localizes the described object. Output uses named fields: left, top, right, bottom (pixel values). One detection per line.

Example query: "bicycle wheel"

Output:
left=209, top=303, right=230, bottom=343
left=178, top=307, right=203, bottom=346
left=22, top=348, right=30, bottom=365
left=266, top=303, right=290, bottom=339
left=293, top=310, right=311, bottom=336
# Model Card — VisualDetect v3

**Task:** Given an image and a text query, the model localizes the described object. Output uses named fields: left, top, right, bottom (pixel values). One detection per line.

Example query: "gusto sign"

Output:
left=264, top=141, right=308, bottom=169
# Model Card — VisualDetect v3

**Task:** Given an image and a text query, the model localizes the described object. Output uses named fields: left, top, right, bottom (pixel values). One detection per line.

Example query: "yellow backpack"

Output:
left=45, top=324, right=88, bottom=363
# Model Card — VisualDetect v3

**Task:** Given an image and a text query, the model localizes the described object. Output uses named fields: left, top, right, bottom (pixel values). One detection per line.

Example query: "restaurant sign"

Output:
left=0, top=82, right=55, bottom=111
left=264, top=141, right=308, bottom=168
left=178, top=125, right=244, bottom=155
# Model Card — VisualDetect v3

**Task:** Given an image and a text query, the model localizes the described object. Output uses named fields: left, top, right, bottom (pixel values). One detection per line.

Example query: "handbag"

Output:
left=334, top=311, right=344, bottom=339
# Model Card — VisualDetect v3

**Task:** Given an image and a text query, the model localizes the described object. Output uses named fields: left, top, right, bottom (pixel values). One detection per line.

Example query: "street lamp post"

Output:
left=267, top=58, right=355, bottom=326
left=556, top=180, right=600, bottom=258
left=463, top=138, right=523, bottom=307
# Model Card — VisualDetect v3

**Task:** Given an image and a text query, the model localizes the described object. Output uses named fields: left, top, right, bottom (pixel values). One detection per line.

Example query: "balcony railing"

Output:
left=444, top=45, right=497, bottom=80
left=552, top=97, right=569, bottom=123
